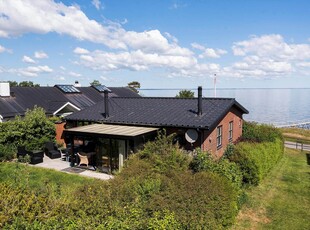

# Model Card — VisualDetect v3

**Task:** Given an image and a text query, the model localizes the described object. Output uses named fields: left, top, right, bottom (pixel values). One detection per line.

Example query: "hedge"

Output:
left=0, top=132, right=240, bottom=229
left=229, top=138, right=284, bottom=185
left=242, top=121, right=283, bottom=143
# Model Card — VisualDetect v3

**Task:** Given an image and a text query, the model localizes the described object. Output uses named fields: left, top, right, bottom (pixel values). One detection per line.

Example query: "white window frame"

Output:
left=216, top=125, right=222, bottom=148
left=229, top=121, right=233, bottom=141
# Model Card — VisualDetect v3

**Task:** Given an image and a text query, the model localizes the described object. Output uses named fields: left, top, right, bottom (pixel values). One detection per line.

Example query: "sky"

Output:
left=0, top=0, right=310, bottom=91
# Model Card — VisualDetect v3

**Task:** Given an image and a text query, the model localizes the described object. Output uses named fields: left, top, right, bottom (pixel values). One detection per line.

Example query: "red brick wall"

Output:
left=201, top=109, right=243, bottom=159
left=55, top=122, right=66, bottom=146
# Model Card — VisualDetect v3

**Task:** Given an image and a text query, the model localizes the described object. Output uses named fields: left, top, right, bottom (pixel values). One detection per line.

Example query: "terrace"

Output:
left=31, top=155, right=113, bottom=180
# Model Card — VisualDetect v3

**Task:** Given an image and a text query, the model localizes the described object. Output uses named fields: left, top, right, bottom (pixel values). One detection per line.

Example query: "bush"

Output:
left=0, top=130, right=241, bottom=229
left=148, top=171, right=239, bottom=229
left=190, top=148, right=243, bottom=189
left=242, top=121, right=283, bottom=142
left=0, top=144, right=16, bottom=161
left=139, top=130, right=190, bottom=173
left=229, top=138, right=284, bottom=185
left=0, top=106, right=55, bottom=154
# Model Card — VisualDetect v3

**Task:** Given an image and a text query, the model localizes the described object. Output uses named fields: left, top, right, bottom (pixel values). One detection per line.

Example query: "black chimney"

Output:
left=104, top=90, right=109, bottom=118
left=198, top=86, right=202, bottom=116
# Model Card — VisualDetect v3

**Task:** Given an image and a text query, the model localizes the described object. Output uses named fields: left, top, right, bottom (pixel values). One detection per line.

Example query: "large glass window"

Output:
left=229, top=121, right=233, bottom=141
left=217, top=126, right=222, bottom=148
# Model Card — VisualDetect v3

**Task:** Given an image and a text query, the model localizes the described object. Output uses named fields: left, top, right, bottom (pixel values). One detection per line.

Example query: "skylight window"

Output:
left=55, top=85, right=80, bottom=93
left=92, top=85, right=111, bottom=93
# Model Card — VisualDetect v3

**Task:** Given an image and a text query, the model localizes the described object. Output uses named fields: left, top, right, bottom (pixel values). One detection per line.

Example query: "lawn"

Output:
left=232, top=148, right=310, bottom=229
left=281, top=127, right=310, bottom=144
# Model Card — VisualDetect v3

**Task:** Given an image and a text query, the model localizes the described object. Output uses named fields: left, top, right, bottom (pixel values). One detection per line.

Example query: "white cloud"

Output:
left=123, top=29, right=192, bottom=56
left=170, top=2, right=187, bottom=10
left=0, top=0, right=193, bottom=54
left=60, top=66, right=66, bottom=70
left=232, top=34, right=310, bottom=60
left=0, top=45, right=6, bottom=53
left=10, top=65, right=53, bottom=77
left=0, top=0, right=126, bottom=49
left=2, top=1, right=309, bottom=80
left=191, top=43, right=205, bottom=51
left=34, top=51, right=48, bottom=59
left=22, top=55, right=36, bottom=63
left=222, top=34, right=310, bottom=78
left=296, top=62, right=310, bottom=67
left=100, top=76, right=108, bottom=81
left=77, top=49, right=197, bottom=72
left=0, top=44, right=11, bottom=53
left=91, top=0, right=101, bottom=10
left=73, top=47, right=89, bottom=54
left=69, top=71, right=81, bottom=77
left=191, top=43, right=227, bottom=58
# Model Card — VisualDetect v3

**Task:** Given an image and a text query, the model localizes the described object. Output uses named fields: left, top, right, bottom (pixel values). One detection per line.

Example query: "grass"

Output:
left=232, top=148, right=310, bottom=229
left=281, top=127, right=310, bottom=144
left=0, top=161, right=97, bottom=190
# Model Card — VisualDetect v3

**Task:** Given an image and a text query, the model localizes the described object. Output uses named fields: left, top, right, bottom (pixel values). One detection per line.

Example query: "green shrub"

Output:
left=0, top=106, right=55, bottom=152
left=242, top=121, right=283, bottom=142
left=0, top=144, right=16, bottom=161
left=0, top=130, right=241, bottom=229
left=190, top=148, right=243, bottom=189
left=139, top=130, right=190, bottom=173
left=147, top=210, right=181, bottom=230
left=148, top=171, right=239, bottom=229
left=229, top=138, right=284, bottom=185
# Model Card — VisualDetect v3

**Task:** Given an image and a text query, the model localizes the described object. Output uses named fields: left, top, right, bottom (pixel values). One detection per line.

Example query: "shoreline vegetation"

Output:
left=0, top=119, right=309, bottom=229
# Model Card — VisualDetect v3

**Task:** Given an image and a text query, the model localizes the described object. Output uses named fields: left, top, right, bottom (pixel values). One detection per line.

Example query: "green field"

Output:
left=281, top=127, right=310, bottom=144
left=232, top=148, right=310, bottom=229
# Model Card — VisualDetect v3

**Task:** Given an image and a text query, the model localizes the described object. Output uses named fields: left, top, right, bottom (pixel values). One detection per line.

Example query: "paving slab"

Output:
left=31, top=156, right=113, bottom=180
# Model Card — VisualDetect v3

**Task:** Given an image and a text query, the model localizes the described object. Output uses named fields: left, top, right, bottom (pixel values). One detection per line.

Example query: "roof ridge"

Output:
left=112, top=97, right=235, bottom=100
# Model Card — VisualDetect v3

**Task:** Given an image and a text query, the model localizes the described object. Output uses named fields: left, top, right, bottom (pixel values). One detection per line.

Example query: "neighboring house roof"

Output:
left=65, top=97, right=249, bottom=130
left=0, top=85, right=140, bottom=119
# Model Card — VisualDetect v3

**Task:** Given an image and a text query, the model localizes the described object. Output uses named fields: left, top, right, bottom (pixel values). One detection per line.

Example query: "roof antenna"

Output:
left=213, top=73, right=217, bottom=98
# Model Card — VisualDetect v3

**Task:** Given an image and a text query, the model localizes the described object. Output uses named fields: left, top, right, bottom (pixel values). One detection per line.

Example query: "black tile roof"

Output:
left=65, top=97, right=249, bottom=130
left=0, top=86, right=140, bottom=119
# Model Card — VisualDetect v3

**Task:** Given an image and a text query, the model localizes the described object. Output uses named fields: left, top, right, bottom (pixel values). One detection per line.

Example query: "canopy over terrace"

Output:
left=63, top=124, right=159, bottom=171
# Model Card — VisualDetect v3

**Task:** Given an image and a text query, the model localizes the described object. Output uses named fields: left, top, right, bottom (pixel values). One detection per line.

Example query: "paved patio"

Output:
left=31, top=156, right=113, bottom=180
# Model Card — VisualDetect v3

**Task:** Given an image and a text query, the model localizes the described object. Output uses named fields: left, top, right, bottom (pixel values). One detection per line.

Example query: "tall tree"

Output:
left=176, top=89, right=194, bottom=98
left=127, top=81, right=140, bottom=93
left=8, top=81, right=18, bottom=87
left=18, top=81, right=40, bottom=87
left=90, top=80, right=101, bottom=86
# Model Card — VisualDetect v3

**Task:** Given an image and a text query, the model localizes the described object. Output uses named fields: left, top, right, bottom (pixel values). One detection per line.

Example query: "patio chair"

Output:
left=77, top=152, right=89, bottom=167
left=17, top=146, right=32, bottom=158
left=44, top=142, right=61, bottom=159
left=17, top=146, right=44, bottom=164
left=29, top=150, right=44, bottom=164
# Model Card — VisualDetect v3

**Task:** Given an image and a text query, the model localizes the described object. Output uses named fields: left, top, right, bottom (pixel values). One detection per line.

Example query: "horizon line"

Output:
left=139, top=87, right=310, bottom=90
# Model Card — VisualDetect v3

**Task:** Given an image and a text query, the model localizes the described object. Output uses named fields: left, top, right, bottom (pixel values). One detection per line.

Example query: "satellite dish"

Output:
left=185, top=129, right=198, bottom=144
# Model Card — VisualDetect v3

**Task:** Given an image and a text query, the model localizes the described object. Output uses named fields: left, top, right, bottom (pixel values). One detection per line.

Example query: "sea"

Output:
left=139, top=88, right=310, bottom=128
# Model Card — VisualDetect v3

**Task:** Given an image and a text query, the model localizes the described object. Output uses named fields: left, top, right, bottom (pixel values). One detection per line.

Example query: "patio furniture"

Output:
left=17, top=146, right=44, bottom=164
left=44, top=142, right=61, bottom=159
left=77, top=152, right=89, bottom=167
left=30, top=150, right=44, bottom=164
left=102, top=156, right=110, bottom=167
left=60, top=148, right=70, bottom=162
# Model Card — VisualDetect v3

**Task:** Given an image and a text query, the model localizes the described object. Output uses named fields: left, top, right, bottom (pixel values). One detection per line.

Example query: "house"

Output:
left=0, top=81, right=140, bottom=143
left=63, top=87, right=248, bottom=171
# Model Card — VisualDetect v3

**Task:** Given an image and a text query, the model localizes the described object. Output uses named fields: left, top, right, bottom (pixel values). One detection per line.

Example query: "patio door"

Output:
left=97, top=138, right=128, bottom=172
